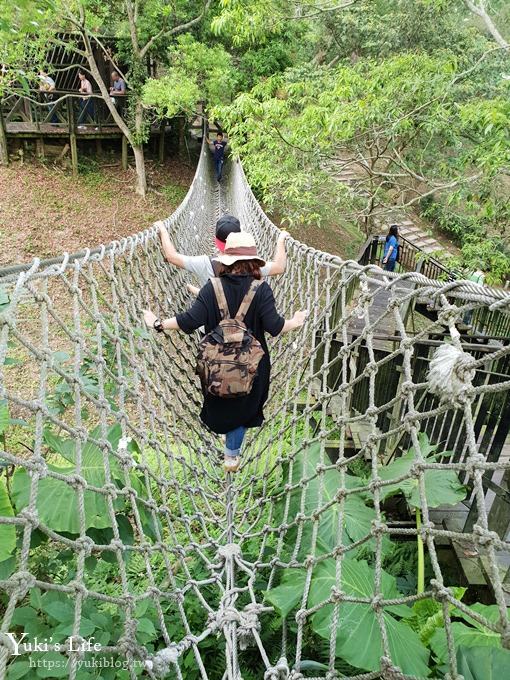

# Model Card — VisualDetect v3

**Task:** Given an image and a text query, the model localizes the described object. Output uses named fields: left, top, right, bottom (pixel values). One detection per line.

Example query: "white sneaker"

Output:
left=224, top=456, right=240, bottom=473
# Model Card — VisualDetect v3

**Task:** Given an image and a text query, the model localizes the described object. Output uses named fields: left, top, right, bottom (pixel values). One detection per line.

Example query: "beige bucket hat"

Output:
left=214, top=232, right=266, bottom=267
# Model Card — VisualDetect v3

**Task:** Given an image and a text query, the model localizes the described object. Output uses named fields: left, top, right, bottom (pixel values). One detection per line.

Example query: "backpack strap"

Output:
left=235, top=281, right=261, bottom=323
left=211, top=277, right=229, bottom=320
left=209, top=257, right=222, bottom=277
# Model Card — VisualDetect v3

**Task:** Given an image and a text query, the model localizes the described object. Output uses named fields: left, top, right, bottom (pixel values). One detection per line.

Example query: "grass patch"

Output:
left=162, top=182, right=188, bottom=205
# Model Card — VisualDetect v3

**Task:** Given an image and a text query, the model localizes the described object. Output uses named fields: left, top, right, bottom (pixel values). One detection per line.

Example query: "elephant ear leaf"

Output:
left=378, top=433, right=466, bottom=508
left=11, top=424, right=126, bottom=534
left=456, top=645, right=510, bottom=680
left=264, top=569, right=306, bottom=619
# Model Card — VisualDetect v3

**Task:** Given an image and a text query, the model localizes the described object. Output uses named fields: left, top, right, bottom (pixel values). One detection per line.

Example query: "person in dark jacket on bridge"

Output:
left=209, top=131, right=227, bottom=181
left=143, top=232, right=307, bottom=473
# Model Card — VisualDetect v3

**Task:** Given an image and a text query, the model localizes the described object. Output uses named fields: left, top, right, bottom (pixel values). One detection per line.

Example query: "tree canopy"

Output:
left=1, top=0, right=509, bottom=279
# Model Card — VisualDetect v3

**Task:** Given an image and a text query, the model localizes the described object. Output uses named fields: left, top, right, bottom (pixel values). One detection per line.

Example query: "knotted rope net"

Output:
left=0, top=136, right=509, bottom=680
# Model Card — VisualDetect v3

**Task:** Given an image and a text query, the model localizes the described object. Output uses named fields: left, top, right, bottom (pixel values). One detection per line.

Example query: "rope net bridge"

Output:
left=0, top=135, right=509, bottom=680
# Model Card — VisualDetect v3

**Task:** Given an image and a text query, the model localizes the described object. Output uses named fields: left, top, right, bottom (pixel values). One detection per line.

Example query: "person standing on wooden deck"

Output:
left=109, top=71, right=126, bottom=116
left=38, top=71, right=57, bottom=124
left=77, top=71, right=94, bottom=129
left=382, top=224, right=400, bottom=272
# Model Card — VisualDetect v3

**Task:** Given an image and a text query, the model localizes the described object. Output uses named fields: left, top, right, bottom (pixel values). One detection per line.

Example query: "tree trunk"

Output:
left=132, top=144, right=146, bottom=197
left=133, top=101, right=147, bottom=197
left=464, top=0, right=509, bottom=49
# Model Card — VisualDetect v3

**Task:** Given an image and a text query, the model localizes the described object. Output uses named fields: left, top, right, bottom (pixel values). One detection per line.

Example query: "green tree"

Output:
left=0, top=0, right=213, bottom=196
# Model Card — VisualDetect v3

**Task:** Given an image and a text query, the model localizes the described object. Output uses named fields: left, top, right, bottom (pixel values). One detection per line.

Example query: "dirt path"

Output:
left=0, top=158, right=195, bottom=266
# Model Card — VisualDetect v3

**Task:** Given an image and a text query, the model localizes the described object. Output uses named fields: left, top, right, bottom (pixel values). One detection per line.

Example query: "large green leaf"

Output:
left=278, top=442, right=381, bottom=557
left=11, top=424, right=126, bottom=533
left=0, top=476, right=16, bottom=561
left=378, top=433, right=466, bottom=508
left=309, top=559, right=429, bottom=676
left=456, top=645, right=510, bottom=680
left=430, top=621, right=503, bottom=664
left=264, top=568, right=307, bottom=619
left=457, top=602, right=509, bottom=631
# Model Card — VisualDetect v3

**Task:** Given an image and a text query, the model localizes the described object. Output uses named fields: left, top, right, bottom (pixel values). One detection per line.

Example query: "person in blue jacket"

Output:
left=382, top=224, right=399, bottom=272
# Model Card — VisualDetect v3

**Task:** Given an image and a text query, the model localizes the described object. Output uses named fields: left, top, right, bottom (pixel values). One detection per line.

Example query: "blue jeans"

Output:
left=215, top=157, right=223, bottom=181
left=78, top=98, right=95, bottom=124
left=383, top=258, right=396, bottom=272
left=225, top=426, right=246, bottom=457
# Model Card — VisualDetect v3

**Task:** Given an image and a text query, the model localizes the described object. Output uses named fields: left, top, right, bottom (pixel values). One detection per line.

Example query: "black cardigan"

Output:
left=176, top=274, right=285, bottom=433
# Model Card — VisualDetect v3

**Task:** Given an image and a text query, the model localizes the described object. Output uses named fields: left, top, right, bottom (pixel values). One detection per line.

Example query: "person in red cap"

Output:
left=156, top=215, right=288, bottom=289
left=143, top=231, right=307, bottom=472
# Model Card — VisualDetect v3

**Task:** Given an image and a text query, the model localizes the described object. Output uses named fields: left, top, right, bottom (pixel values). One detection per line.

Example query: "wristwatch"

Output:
left=153, top=318, right=164, bottom=333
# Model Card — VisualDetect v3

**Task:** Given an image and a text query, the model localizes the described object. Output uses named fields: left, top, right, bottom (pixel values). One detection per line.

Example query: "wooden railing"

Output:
left=358, top=234, right=510, bottom=338
left=358, top=234, right=456, bottom=281
left=1, top=90, right=128, bottom=133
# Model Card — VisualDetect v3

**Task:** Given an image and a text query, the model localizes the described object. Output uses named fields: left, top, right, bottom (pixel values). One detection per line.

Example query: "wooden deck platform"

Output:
left=5, top=122, right=123, bottom=138
left=348, top=278, right=415, bottom=350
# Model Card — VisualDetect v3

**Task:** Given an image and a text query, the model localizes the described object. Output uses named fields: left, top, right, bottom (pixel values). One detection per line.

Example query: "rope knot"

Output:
left=303, top=555, right=315, bottom=569
left=430, top=580, right=451, bottom=602
left=145, top=644, right=180, bottom=676
left=365, top=362, right=378, bottom=376
left=31, top=455, right=48, bottom=478
left=75, top=536, right=95, bottom=557
left=473, top=524, right=498, bottom=547
left=403, top=411, right=420, bottom=432
left=465, top=453, right=486, bottom=475
left=70, top=473, right=88, bottom=490
left=368, top=478, right=382, bottom=492
left=330, top=586, right=343, bottom=603
left=400, top=380, right=414, bottom=396
left=18, top=508, right=39, bottom=528
left=295, top=608, right=307, bottom=623
left=371, top=520, right=387, bottom=536
left=68, top=580, right=88, bottom=597
left=237, top=603, right=267, bottom=650
left=109, top=538, right=124, bottom=552
left=217, top=543, right=242, bottom=561
left=427, top=344, right=475, bottom=404
left=380, top=655, right=406, bottom=679
left=371, top=594, right=384, bottom=611
left=335, top=488, right=347, bottom=501
left=3, top=570, right=36, bottom=599
left=264, top=658, right=289, bottom=679
left=103, top=482, right=118, bottom=499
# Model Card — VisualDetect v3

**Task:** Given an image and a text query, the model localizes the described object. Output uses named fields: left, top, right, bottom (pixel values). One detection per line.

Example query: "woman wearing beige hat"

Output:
left=144, top=232, right=307, bottom=472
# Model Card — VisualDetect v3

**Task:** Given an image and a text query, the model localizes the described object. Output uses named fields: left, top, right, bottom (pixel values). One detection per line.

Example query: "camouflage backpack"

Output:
left=196, top=278, right=265, bottom=398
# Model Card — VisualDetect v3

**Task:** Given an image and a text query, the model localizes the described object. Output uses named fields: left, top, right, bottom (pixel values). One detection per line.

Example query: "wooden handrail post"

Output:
left=0, top=106, right=9, bottom=166
left=67, top=95, right=78, bottom=176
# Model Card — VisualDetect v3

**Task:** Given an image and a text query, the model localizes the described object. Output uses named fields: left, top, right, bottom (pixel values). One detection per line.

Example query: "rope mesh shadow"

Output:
left=0, top=137, right=509, bottom=680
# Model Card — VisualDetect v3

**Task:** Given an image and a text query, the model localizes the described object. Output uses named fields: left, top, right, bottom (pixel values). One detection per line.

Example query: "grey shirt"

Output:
left=182, top=255, right=272, bottom=287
